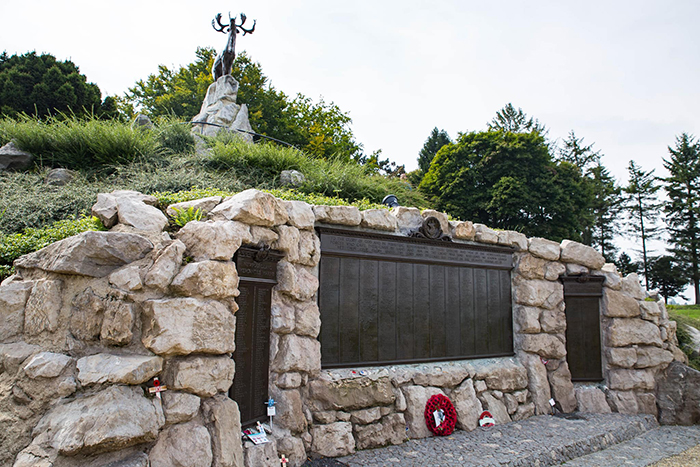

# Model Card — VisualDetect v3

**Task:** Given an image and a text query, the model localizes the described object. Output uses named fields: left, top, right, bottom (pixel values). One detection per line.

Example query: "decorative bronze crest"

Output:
left=409, top=216, right=452, bottom=241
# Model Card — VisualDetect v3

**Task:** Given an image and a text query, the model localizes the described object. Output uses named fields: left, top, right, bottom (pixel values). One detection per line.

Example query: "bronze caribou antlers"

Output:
left=211, top=12, right=256, bottom=81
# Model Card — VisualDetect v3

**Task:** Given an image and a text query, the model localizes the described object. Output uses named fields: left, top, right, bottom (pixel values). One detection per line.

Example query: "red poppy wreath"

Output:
left=424, top=394, right=457, bottom=436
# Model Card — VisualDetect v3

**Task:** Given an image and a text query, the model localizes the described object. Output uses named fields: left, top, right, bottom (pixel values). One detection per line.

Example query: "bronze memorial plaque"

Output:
left=317, top=228, right=515, bottom=368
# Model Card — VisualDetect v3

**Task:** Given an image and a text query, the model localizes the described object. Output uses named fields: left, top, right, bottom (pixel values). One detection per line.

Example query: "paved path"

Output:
left=326, top=414, right=699, bottom=467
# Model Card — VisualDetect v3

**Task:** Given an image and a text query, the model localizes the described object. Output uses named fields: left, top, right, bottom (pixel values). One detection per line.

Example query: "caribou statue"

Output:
left=211, top=12, right=255, bottom=81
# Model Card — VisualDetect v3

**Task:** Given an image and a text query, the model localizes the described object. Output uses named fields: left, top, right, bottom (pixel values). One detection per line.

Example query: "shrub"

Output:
left=157, top=120, right=196, bottom=155
left=170, top=206, right=203, bottom=227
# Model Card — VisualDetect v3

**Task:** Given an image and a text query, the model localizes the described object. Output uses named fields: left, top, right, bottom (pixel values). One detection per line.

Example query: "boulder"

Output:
left=497, top=230, right=528, bottom=250
left=635, top=346, right=674, bottom=368
left=15, top=231, right=153, bottom=277
left=298, top=230, right=321, bottom=267
left=516, top=254, right=547, bottom=280
left=23, top=279, right=63, bottom=336
left=244, top=442, right=279, bottom=467
left=165, top=355, right=235, bottom=397
left=309, top=376, right=394, bottom=411
left=354, top=413, right=406, bottom=450
left=0, top=280, right=33, bottom=341
left=606, top=390, right=639, bottom=414
left=392, top=207, right=423, bottom=233
left=640, top=300, right=662, bottom=324
left=142, top=297, right=235, bottom=356
left=539, top=308, right=566, bottom=334
left=280, top=169, right=306, bottom=187
left=482, top=361, right=528, bottom=392
left=170, top=260, right=239, bottom=299
left=269, top=388, right=307, bottom=433
left=176, top=220, right=251, bottom=261
left=166, top=196, right=223, bottom=218
left=273, top=334, right=321, bottom=374
left=295, top=301, right=321, bottom=338
left=656, top=361, right=700, bottom=425
left=603, top=289, right=640, bottom=318
left=0, top=141, right=34, bottom=170
left=607, top=318, right=663, bottom=347
left=514, top=305, right=541, bottom=334
left=100, top=301, right=135, bottom=346
left=70, top=287, right=105, bottom=341
left=514, top=279, right=563, bottom=309
left=575, top=386, right=611, bottom=413
left=108, top=265, right=143, bottom=291
left=116, top=195, right=168, bottom=232
left=544, top=262, right=567, bottom=281
left=0, top=341, right=41, bottom=374
left=452, top=378, right=482, bottom=431
left=191, top=75, right=253, bottom=140
left=560, top=240, right=605, bottom=269
left=250, top=226, right=279, bottom=245
left=528, top=237, right=561, bottom=261
left=350, top=407, right=382, bottom=425
left=518, top=333, right=566, bottom=359
left=144, top=240, right=186, bottom=289
left=412, top=364, right=470, bottom=388
left=513, top=402, right=536, bottom=421
left=277, top=372, right=303, bottom=389
left=453, top=221, right=475, bottom=240
left=478, top=392, right=511, bottom=425
left=45, top=168, right=75, bottom=186
left=23, top=352, right=73, bottom=378
left=31, top=385, right=164, bottom=456
left=282, top=200, right=316, bottom=230
left=132, top=114, right=154, bottom=129
left=565, top=263, right=589, bottom=275
left=149, top=421, right=212, bottom=467
left=276, top=436, right=306, bottom=467
left=275, top=261, right=319, bottom=301
left=310, top=422, right=355, bottom=457
left=621, top=273, right=646, bottom=300
left=76, top=354, right=163, bottom=385
left=361, top=209, right=398, bottom=231
left=92, top=193, right=120, bottom=228
left=313, top=205, right=361, bottom=226
left=163, top=391, right=200, bottom=425
left=473, top=224, right=498, bottom=244
left=548, top=362, right=576, bottom=412
left=274, top=225, right=301, bottom=262
left=607, top=347, right=637, bottom=368
left=517, top=351, right=552, bottom=415
left=210, top=189, right=288, bottom=226
left=202, top=394, right=244, bottom=467
left=608, top=368, right=655, bottom=391
left=401, top=385, right=445, bottom=438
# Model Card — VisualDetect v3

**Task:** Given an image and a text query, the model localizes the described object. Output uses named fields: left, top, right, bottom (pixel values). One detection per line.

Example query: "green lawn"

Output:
left=667, top=304, right=700, bottom=323
left=667, top=305, right=700, bottom=371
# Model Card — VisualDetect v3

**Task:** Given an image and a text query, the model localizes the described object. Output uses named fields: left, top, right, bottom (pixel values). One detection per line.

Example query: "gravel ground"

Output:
left=650, top=443, right=700, bottom=467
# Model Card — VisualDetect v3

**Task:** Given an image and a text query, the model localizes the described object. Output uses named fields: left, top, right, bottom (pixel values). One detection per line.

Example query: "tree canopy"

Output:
left=0, top=51, right=106, bottom=118
left=487, top=103, right=547, bottom=135
left=647, top=255, right=688, bottom=303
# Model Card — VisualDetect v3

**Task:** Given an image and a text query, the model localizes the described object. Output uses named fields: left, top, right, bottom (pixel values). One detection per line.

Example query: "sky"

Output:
left=3, top=1, right=700, bottom=289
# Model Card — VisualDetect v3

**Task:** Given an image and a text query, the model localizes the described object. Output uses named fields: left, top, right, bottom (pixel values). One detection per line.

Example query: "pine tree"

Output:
left=646, top=255, right=688, bottom=303
left=623, top=160, right=662, bottom=286
left=664, top=133, right=700, bottom=304
left=615, top=252, right=641, bottom=276
left=417, top=127, right=451, bottom=173
left=587, top=163, right=623, bottom=262
left=557, top=131, right=600, bottom=173
left=487, top=103, right=547, bottom=134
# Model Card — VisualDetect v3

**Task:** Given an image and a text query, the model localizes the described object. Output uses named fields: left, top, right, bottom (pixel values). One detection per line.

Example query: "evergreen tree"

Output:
left=487, top=103, right=547, bottom=135
left=586, top=163, right=623, bottom=261
left=623, top=160, right=662, bottom=286
left=418, top=127, right=451, bottom=173
left=557, top=131, right=601, bottom=174
left=646, top=255, right=689, bottom=303
left=664, top=133, right=700, bottom=304
left=615, top=252, right=641, bottom=276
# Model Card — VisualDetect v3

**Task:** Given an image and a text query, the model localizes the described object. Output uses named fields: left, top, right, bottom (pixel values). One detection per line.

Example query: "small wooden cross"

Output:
left=148, top=377, right=168, bottom=400
left=279, top=454, right=289, bottom=466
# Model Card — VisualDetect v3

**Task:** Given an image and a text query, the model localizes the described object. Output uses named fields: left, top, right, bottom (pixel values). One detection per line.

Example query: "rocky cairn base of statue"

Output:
left=191, top=75, right=253, bottom=140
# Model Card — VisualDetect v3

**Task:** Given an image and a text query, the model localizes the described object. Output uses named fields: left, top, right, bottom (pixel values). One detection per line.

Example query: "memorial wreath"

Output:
left=424, top=394, right=457, bottom=436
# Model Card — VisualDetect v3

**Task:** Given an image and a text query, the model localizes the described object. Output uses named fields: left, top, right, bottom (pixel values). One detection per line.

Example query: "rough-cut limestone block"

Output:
left=350, top=407, right=382, bottom=425
left=566, top=263, right=589, bottom=275
left=163, top=391, right=200, bottom=425
left=548, top=362, right=576, bottom=412
left=170, top=260, right=239, bottom=299
left=608, top=347, right=637, bottom=368
left=361, top=208, right=398, bottom=231
left=274, top=225, right=301, bottom=262
left=116, top=196, right=168, bottom=232
left=209, top=189, right=288, bottom=226
left=640, top=301, right=661, bottom=324
left=91, top=192, right=119, bottom=228
left=517, top=351, right=552, bottom=415
left=412, top=365, right=470, bottom=388
left=421, top=209, right=450, bottom=234
left=575, top=386, right=611, bottom=413
left=518, top=334, right=566, bottom=359
left=271, top=300, right=295, bottom=334
left=269, top=388, right=307, bottom=433
left=479, top=392, right=511, bottom=424
left=528, top=237, right=561, bottom=261
left=603, top=289, right=640, bottom=318
left=498, top=230, right=528, bottom=250
left=607, top=318, right=662, bottom=347
left=166, top=196, right=222, bottom=217
left=540, top=308, right=566, bottom=333
left=392, top=206, right=423, bottom=233
left=514, top=305, right=541, bottom=333
left=657, top=361, right=700, bottom=425
left=275, top=261, right=319, bottom=301
left=606, top=390, right=639, bottom=414
left=544, top=262, right=566, bottom=281
left=144, top=240, right=186, bottom=290
left=298, top=230, right=321, bottom=267
left=295, top=301, right=321, bottom=338
left=560, top=240, right=605, bottom=269
left=504, top=393, right=519, bottom=414
left=517, top=254, right=547, bottom=280
left=0, top=341, right=40, bottom=374
left=608, top=368, right=655, bottom=391
left=354, top=413, right=406, bottom=450
left=453, top=221, right=475, bottom=240
left=149, top=421, right=212, bottom=467
left=474, top=223, right=498, bottom=244
left=452, top=378, right=482, bottom=431
left=635, top=346, right=674, bottom=368
left=312, top=205, right=361, bottom=226
left=277, top=372, right=303, bottom=389
left=282, top=199, right=316, bottom=230
left=276, top=436, right=306, bottom=467
left=621, top=273, right=646, bottom=300
left=30, top=385, right=164, bottom=456
left=514, top=279, right=563, bottom=309
left=108, top=265, right=143, bottom=291
left=394, top=387, right=407, bottom=411
left=176, top=220, right=251, bottom=261
left=309, top=376, right=394, bottom=411
left=202, top=394, right=244, bottom=467
left=513, top=402, right=536, bottom=421
left=311, top=422, right=355, bottom=457
left=77, top=354, right=162, bottom=385
left=15, top=231, right=153, bottom=277
left=165, top=355, right=235, bottom=397
left=401, top=385, right=446, bottom=438
left=23, top=279, right=62, bottom=336
left=481, top=361, right=529, bottom=392
left=100, top=302, right=135, bottom=346
left=595, top=270, right=622, bottom=290
left=23, top=352, right=73, bottom=379
left=250, top=226, right=279, bottom=245
left=244, top=441, right=278, bottom=467
left=0, top=280, right=33, bottom=341
left=273, top=334, right=321, bottom=374
left=142, top=298, right=235, bottom=356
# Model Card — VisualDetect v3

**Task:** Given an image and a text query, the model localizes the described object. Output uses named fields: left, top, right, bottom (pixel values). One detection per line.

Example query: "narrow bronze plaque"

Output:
left=230, top=247, right=282, bottom=426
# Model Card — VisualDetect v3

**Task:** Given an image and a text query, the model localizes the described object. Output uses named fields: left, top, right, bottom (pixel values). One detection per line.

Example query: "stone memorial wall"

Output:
left=0, top=188, right=687, bottom=467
